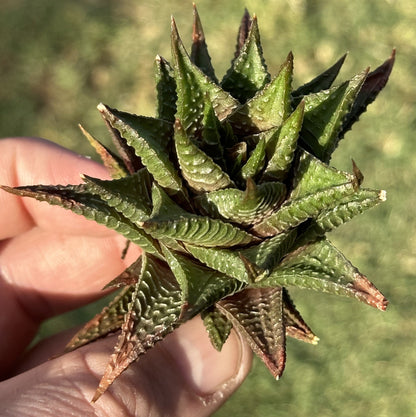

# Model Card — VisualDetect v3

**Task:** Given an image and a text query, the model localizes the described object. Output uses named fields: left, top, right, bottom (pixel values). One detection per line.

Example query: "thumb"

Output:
left=0, top=316, right=252, bottom=417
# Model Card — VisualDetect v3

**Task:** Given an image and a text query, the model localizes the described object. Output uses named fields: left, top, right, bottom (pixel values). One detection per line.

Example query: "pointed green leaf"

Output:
left=253, top=152, right=357, bottom=235
left=97, top=103, right=183, bottom=193
left=154, top=55, right=177, bottom=122
left=199, top=101, right=226, bottom=166
left=92, top=253, right=183, bottom=401
left=142, top=213, right=258, bottom=248
left=81, top=169, right=153, bottom=224
left=184, top=229, right=295, bottom=283
left=340, top=50, right=395, bottom=138
left=228, top=52, right=293, bottom=135
left=252, top=182, right=356, bottom=236
left=195, top=180, right=286, bottom=226
left=233, top=9, right=251, bottom=61
left=171, top=16, right=239, bottom=134
left=190, top=4, right=218, bottom=82
left=101, top=114, right=143, bottom=175
left=282, top=288, right=319, bottom=345
left=241, top=138, right=266, bottom=180
left=150, top=182, right=190, bottom=219
left=293, top=188, right=386, bottom=249
left=64, top=285, right=134, bottom=352
left=147, top=183, right=191, bottom=251
left=161, top=246, right=245, bottom=319
left=184, top=243, right=252, bottom=283
left=263, top=100, right=305, bottom=181
left=242, top=229, right=297, bottom=271
left=300, top=70, right=368, bottom=162
left=79, top=124, right=128, bottom=179
left=1, top=184, right=158, bottom=253
left=292, top=53, right=347, bottom=97
left=291, top=149, right=355, bottom=199
left=98, top=102, right=173, bottom=153
left=304, top=188, right=386, bottom=240
left=218, top=287, right=286, bottom=379
left=221, top=15, right=270, bottom=103
left=201, top=307, right=233, bottom=351
left=174, top=119, right=233, bottom=192
left=255, top=238, right=388, bottom=311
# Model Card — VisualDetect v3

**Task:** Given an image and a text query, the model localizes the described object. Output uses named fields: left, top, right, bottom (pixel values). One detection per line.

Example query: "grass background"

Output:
left=1, top=0, right=415, bottom=415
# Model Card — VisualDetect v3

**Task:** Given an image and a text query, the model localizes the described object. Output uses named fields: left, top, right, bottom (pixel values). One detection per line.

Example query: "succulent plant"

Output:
left=1, top=5, right=394, bottom=402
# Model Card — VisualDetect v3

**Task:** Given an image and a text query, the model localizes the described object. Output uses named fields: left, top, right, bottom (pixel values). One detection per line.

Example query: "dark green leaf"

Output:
left=242, top=229, right=297, bottom=272
left=154, top=55, right=177, bottom=122
left=162, top=246, right=246, bottom=319
left=291, top=149, right=355, bottom=199
left=97, top=104, right=183, bottom=193
left=174, top=119, right=233, bottom=192
left=184, top=229, right=295, bottom=283
left=339, top=49, right=395, bottom=138
left=228, top=52, right=293, bottom=135
left=199, top=101, right=226, bottom=166
left=171, top=16, right=238, bottom=133
left=221, top=15, right=270, bottom=103
left=253, top=151, right=357, bottom=236
left=252, top=182, right=356, bottom=236
left=190, top=4, right=218, bottom=83
left=292, top=53, right=347, bottom=97
left=149, top=182, right=190, bottom=219
left=195, top=179, right=286, bottom=226
left=300, top=70, right=368, bottom=162
left=81, top=169, right=153, bottom=224
left=1, top=184, right=158, bottom=254
left=262, top=100, right=305, bottom=181
left=183, top=243, right=253, bottom=283
left=141, top=213, right=258, bottom=248
left=201, top=307, right=233, bottom=351
left=300, top=188, right=386, bottom=243
left=241, top=138, right=266, bottom=180
left=255, top=238, right=388, bottom=311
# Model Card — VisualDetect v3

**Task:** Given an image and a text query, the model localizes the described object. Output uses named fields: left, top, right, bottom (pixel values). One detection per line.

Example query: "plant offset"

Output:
left=2, top=5, right=394, bottom=402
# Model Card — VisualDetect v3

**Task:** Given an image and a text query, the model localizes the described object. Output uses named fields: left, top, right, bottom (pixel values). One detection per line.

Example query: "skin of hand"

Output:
left=0, top=137, right=252, bottom=417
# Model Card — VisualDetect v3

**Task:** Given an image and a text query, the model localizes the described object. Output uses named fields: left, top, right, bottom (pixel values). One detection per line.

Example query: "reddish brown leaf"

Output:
left=217, top=287, right=286, bottom=379
left=352, top=273, right=389, bottom=311
left=282, top=288, right=319, bottom=345
left=92, top=310, right=142, bottom=402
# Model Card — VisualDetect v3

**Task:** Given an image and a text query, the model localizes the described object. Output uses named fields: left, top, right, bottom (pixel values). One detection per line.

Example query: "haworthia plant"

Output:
left=1, top=4, right=394, bottom=402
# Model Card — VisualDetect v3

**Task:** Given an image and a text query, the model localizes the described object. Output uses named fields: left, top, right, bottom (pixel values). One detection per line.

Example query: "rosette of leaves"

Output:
left=1, top=5, right=394, bottom=402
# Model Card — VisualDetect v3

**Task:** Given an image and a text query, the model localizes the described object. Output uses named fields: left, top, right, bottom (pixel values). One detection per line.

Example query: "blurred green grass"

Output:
left=1, top=0, right=415, bottom=416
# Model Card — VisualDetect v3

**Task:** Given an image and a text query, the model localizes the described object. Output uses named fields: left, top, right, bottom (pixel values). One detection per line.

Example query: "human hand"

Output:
left=0, top=137, right=252, bottom=417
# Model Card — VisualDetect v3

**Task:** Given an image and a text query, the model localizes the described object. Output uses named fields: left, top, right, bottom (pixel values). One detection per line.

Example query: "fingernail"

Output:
left=171, top=316, right=244, bottom=395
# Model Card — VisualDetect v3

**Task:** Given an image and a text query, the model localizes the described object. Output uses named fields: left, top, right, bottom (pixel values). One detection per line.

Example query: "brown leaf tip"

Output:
left=353, top=273, right=389, bottom=311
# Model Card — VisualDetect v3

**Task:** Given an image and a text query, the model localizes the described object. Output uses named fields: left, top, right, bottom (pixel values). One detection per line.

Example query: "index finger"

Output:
left=0, top=137, right=114, bottom=239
